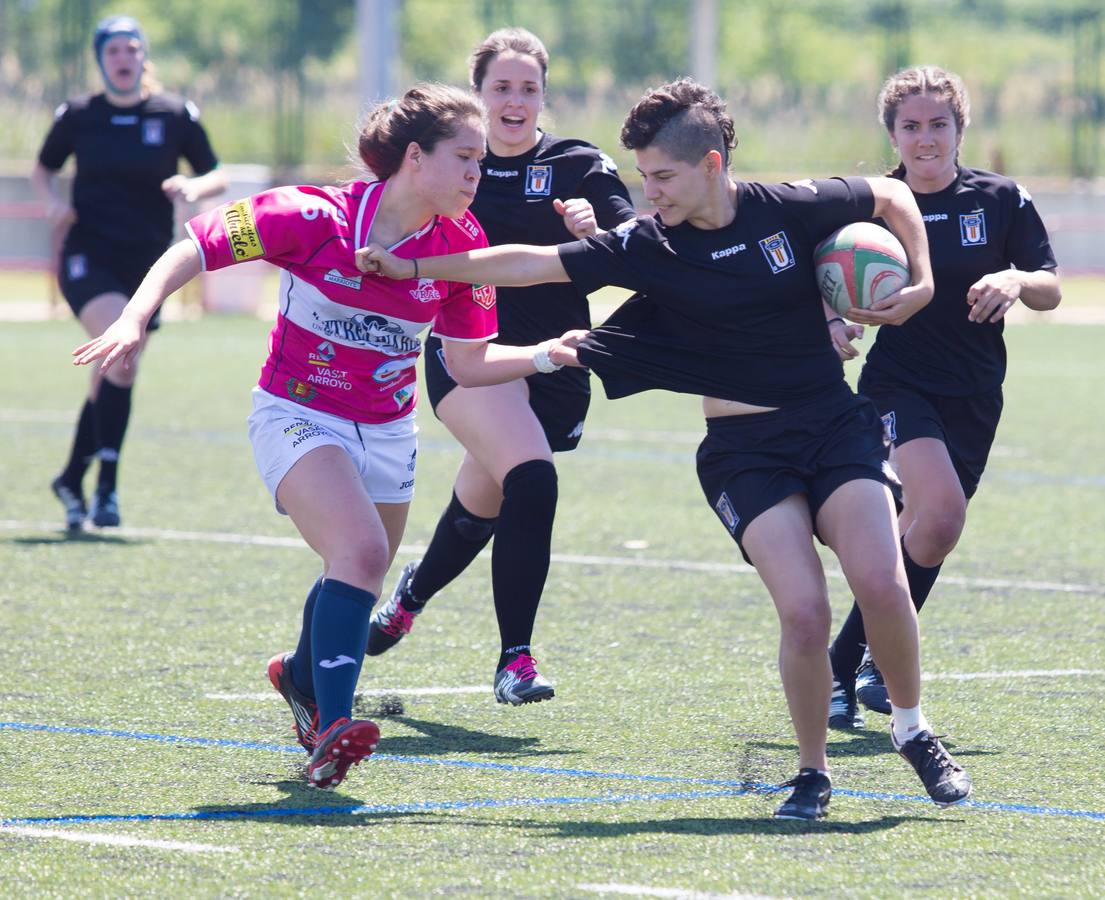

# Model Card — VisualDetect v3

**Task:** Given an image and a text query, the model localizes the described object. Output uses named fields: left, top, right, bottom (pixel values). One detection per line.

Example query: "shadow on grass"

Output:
left=8, top=531, right=144, bottom=547
left=374, top=715, right=580, bottom=759
left=503, top=811, right=929, bottom=837
left=749, top=732, right=998, bottom=760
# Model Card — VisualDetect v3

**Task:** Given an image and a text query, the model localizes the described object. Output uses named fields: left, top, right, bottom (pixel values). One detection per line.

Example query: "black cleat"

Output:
left=366, top=560, right=422, bottom=656
left=494, top=652, right=555, bottom=705
left=829, top=676, right=865, bottom=729
left=774, top=768, right=832, bottom=820
left=855, top=648, right=890, bottom=715
left=90, top=488, right=120, bottom=527
left=893, top=728, right=973, bottom=807
left=51, top=476, right=87, bottom=531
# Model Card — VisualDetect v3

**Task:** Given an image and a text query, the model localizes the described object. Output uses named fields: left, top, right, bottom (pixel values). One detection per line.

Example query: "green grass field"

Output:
left=1, top=314, right=1104, bottom=898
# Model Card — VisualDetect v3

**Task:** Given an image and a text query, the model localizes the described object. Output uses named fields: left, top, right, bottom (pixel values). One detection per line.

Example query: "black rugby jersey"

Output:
left=560, top=177, right=875, bottom=408
left=38, top=92, right=219, bottom=251
left=863, top=166, right=1057, bottom=396
left=472, top=133, right=635, bottom=351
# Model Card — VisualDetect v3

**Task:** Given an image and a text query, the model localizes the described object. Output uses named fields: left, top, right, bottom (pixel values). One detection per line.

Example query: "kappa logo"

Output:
left=410, top=278, right=442, bottom=302
left=759, top=231, right=796, bottom=273
left=711, top=242, right=747, bottom=261
left=141, top=118, right=164, bottom=146
left=613, top=219, right=638, bottom=250
left=324, top=268, right=362, bottom=290
left=485, top=168, right=519, bottom=178
left=788, top=178, right=818, bottom=194
left=525, top=164, right=552, bottom=197
left=715, top=492, right=740, bottom=534
left=959, top=210, right=987, bottom=246
left=318, top=655, right=356, bottom=669
left=922, top=213, right=949, bottom=223
left=472, top=283, right=496, bottom=310
left=1016, top=184, right=1032, bottom=209
left=881, top=410, right=897, bottom=443
left=566, top=421, right=585, bottom=440
left=598, top=152, right=618, bottom=175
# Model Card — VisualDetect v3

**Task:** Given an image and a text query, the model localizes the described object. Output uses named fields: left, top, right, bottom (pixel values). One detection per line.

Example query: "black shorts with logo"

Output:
left=423, top=335, right=591, bottom=453
left=59, top=229, right=165, bottom=330
left=858, top=367, right=1003, bottom=500
left=696, top=384, right=893, bottom=565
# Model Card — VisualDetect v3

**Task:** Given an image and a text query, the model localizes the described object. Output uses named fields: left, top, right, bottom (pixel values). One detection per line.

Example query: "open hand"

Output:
left=72, top=314, right=144, bottom=372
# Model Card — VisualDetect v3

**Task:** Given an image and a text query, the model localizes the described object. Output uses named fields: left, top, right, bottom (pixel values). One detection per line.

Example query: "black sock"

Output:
left=830, top=602, right=868, bottom=682
left=409, top=492, right=497, bottom=606
left=497, top=644, right=532, bottom=671
left=289, top=575, right=324, bottom=697
left=491, top=460, right=558, bottom=654
left=902, top=538, right=942, bottom=613
left=93, top=381, right=132, bottom=494
left=59, top=399, right=97, bottom=489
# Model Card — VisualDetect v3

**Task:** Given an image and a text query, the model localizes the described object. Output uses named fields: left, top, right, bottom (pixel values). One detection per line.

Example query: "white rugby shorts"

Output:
left=247, top=387, right=418, bottom=513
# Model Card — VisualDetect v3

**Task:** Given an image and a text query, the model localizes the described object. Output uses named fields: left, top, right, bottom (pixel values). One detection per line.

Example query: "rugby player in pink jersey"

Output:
left=73, top=83, right=580, bottom=790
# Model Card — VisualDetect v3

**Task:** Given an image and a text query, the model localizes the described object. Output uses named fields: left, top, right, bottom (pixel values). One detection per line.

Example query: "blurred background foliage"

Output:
left=1, top=0, right=1101, bottom=182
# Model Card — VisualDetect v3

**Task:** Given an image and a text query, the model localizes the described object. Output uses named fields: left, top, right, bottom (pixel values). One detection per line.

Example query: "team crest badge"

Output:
left=472, top=283, right=496, bottom=310
left=141, top=118, right=165, bottom=145
left=881, top=410, right=897, bottom=443
left=285, top=377, right=317, bottom=404
left=715, top=492, right=740, bottom=534
left=525, top=165, right=552, bottom=197
left=759, top=231, right=796, bottom=273
left=959, top=211, right=987, bottom=246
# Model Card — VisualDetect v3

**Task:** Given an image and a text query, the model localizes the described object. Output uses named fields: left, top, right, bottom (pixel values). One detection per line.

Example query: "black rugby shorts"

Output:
left=59, top=230, right=165, bottom=331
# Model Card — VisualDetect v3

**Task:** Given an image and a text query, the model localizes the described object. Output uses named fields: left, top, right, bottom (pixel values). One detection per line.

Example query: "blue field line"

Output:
left=3, top=721, right=1104, bottom=823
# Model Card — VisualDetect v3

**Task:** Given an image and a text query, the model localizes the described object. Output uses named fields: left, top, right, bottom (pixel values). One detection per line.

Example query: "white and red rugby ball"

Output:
left=813, top=222, right=910, bottom=315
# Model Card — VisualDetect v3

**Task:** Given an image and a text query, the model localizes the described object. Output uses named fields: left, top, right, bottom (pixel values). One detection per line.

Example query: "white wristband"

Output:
left=532, top=342, right=563, bottom=374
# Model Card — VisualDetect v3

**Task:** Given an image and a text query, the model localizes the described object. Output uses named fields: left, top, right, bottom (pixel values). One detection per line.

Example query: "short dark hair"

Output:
left=470, top=27, right=549, bottom=92
left=620, top=78, right=737, bottom=166
left=358, top=83, right=485, bottom=180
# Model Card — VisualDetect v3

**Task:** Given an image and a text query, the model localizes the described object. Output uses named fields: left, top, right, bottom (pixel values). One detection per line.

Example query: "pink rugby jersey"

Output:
left=186, top=181, right=498, bottom=423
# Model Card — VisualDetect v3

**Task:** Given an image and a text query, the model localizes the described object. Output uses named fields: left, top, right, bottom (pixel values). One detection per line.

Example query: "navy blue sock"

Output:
left=60, top=398, right=97, bottom=489
left=311, top=579, right=376, bottom=731
left=288, top=575, right=324, bottom=697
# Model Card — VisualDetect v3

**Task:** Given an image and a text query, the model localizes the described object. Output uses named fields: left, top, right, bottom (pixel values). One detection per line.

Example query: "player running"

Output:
left=826, top=66, right=1061, bottom=728
left=33, top=15, right=225, bottom=530
left=357, top=78, right=975, bottom=820
left=71, top=83, right=579, bottom=790
left=367, top=28, right=637, bottom=706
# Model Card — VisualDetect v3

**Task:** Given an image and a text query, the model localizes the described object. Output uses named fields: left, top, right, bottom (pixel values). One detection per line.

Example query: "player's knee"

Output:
left=912, top=508, right=966, bottom=561
left=446, top=493, right=498, bottom=543
left=854, top=570, right=910, bottom=618
left=502, top=459, right=558, bottom=519
left=778, top=602, right=832, bottom=655
left=333, top=538, right=391, bottom=589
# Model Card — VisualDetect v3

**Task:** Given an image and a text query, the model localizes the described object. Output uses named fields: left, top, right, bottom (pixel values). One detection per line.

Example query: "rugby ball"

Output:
left=814, top=222, right=910, bottom=315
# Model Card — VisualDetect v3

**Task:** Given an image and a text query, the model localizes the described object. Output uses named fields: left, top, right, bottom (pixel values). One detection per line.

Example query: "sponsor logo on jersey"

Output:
left=410, top=278, right=443, bottom=302
left=300, top=202, right=347, bottom=226
left=310, top=311, right=420, bottom=355
left=284, top=420, right=328, bottom=449
left=715, top=492, right=740, bottom=534
left=788, top=178, right=818, bottom=194
left=472, top=283, right=496, bottom=310
left=598, top=152, right=618, bottom=175
left=759, top=231, right=796, bottom=273
left=486, top=168, right=519, bottom=178
left=881, top=410, right=897, bottom=443
left=110, top=114, right=138, bottom=125
left=454, top=215, right=480, bottom=240
left=306, top=367, right=352, bottom=391
left=711, top=242, right=747, bottom=260
left=223, top=199, right=265, bottom=262
left=613, top=219, right=638, bottom=250
left=141, top=118, right=164, bottom=146
left=285, top=377, right=317, bottom=404
left=922, top=213, right=948, bottom=222
left=1016, top=184, right=1033, bottom=208
left=525, top=165, right=552, bottom=197
left=324, top=269, right=362, bottom=290
left=393, top=385, right=414, bottom=408
left=66, top=254, right=88, bottom=281
left=308, top=340, right=336, bottom=366
left=372, top=356, right=417, bottom=384
left=959, top=211, right=987, bottom=246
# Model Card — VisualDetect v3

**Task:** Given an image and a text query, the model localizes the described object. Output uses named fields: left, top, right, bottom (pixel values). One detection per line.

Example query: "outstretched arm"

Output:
left=162, top=168, right=228, bottom=203
left=443, top=330, right=588, bottom=388
left=72, top=240, right=202, bottom=371
left=356, top=242, right=570, bottom=287
left=847, top=177, right=934, bottom=327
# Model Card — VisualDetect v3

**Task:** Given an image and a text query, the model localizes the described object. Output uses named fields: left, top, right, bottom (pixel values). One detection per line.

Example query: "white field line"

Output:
left=579, top=885, right=784, bottom=900
left=0, top=825, right=236, bottom=853
left=207, top=685, right=486, bottom=701
left=2, top=519, right=1102, bottom=596
left=211, top=669, right=1103, bottom=703
left=922, top=668, right=1105, bottom=682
